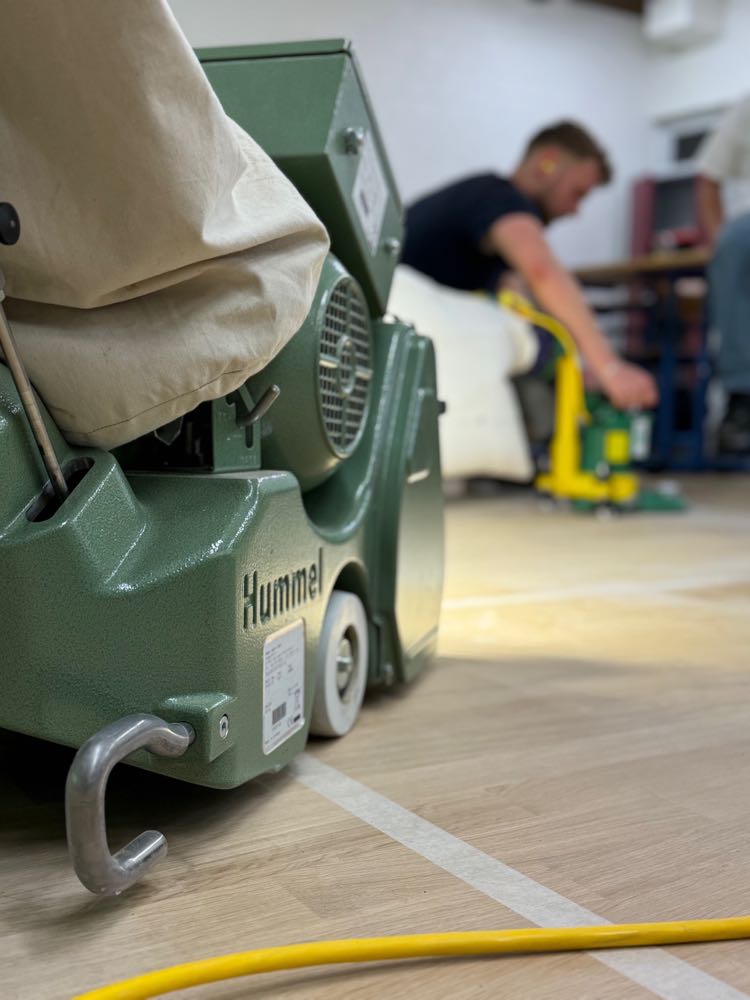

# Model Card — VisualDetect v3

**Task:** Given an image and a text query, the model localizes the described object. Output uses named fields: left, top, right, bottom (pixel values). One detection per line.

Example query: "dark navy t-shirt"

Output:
left=401, top=173, right=543, bottom=293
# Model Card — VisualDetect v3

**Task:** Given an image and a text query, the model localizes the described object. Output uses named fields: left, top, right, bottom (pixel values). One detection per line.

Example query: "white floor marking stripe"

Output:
left=292, top=753, right=749, bottom=1000
left=443, top=563, right=750, bottom=611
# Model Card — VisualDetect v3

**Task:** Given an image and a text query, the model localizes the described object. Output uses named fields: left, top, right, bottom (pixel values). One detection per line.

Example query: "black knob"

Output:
left=0, top=203, right=20, bottom=246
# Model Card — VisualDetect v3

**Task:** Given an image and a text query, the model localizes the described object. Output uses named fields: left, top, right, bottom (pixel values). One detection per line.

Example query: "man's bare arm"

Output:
left=487, top=213, right=658, bottom=409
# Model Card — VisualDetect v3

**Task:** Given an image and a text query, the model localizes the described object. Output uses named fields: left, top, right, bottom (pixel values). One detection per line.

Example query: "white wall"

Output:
left=644, top=0, right=750, bottom=122
left=169, top=0, right=655, bottom=267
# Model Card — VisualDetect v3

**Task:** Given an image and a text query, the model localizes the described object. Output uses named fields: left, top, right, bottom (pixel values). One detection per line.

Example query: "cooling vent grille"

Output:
left=318, top=276, right=372, bottom=458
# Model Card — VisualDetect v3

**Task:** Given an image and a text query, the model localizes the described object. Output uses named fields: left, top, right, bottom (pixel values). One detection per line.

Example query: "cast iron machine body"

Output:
left=0, top=40, right=444, bottom=893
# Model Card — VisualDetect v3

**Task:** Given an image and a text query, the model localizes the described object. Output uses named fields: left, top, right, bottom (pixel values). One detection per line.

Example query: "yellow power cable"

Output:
left=74, top=917, right=750, bottom=999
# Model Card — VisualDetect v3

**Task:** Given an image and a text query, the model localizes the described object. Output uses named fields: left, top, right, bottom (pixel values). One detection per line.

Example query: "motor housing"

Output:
left=249, top=254, right=372, bottom=492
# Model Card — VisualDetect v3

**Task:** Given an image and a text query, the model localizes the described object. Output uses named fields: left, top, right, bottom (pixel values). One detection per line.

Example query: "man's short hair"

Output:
left=524, top=120, right=612, bottom=185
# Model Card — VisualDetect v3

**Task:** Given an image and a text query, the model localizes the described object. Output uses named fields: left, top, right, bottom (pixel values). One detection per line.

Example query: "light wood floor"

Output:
left=3, top=475, right=750, bottom=999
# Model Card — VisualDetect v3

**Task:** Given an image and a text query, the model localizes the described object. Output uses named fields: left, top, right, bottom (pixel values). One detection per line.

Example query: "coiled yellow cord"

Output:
left=74, top=917, right=750, bottom=999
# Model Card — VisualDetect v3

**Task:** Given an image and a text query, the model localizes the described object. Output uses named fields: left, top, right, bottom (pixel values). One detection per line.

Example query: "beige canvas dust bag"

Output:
left=0, top=0, right=329, bottom=448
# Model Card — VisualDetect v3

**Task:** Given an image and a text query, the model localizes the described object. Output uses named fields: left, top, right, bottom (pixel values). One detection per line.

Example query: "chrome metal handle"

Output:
left=65, top=713, right=194, bottom=895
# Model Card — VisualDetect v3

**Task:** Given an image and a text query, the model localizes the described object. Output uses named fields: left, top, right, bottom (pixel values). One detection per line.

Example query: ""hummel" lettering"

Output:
left=243, top=548, right=323, bottom=628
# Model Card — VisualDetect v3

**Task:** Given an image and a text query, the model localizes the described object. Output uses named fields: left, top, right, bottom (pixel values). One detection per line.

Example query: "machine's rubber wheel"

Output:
left=309, top=590, right=368, bottom=738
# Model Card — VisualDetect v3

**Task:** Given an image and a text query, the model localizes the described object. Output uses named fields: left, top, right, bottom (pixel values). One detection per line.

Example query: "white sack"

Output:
left=388, top=266, right=537, bottom=482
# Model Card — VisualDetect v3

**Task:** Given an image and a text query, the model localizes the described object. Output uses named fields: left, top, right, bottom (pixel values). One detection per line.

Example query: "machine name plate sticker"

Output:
left=262, top=619, right=305, bottom=755
left=352, top=130, right=388, bottom=253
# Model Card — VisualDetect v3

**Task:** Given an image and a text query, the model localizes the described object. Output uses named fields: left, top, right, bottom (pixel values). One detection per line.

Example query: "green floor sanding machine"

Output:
left=0, top=41, right=444, bottom=894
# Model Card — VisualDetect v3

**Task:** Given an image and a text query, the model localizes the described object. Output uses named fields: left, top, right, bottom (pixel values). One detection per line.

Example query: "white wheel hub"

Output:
left=309, top=590, right=368, bottom=737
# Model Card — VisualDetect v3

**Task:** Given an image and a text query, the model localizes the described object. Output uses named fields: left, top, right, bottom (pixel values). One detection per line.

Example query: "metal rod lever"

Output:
left=0, top=287, right=68, bottom=501
left=236, top=383, right=280, bottom=429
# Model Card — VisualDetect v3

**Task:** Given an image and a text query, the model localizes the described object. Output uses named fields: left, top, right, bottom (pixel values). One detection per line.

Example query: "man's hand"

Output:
left=598, top=359, right=659, bottom=411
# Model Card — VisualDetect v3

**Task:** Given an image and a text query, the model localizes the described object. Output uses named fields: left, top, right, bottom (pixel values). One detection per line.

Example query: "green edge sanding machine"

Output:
left=0, top=40, right=444, bottom=894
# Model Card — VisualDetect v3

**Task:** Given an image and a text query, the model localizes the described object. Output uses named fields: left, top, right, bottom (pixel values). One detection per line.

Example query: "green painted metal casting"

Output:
left=0, top=39, right=443, bottom=790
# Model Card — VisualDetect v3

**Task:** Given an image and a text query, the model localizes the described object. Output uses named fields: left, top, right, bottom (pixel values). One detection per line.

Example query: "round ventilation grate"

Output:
left=318, top=276, right=372, bottom=458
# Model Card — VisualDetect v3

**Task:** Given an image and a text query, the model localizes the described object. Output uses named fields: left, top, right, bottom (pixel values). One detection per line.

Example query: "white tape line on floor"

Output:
left=292, top=753, right=749, bottom=1000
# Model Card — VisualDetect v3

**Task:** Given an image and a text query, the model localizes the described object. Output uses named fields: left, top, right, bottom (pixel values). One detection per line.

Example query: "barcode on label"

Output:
left=272, top=702, right=287, bottom=725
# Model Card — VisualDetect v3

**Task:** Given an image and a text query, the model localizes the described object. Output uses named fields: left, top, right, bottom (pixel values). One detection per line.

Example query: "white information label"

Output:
left=352, top=130, right=388, bottom=254
left=262, top=619, right=305, bottom=755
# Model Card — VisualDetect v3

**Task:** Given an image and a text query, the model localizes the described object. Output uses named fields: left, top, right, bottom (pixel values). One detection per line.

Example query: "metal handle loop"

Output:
left=65, top=713, right=193, bottom=895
